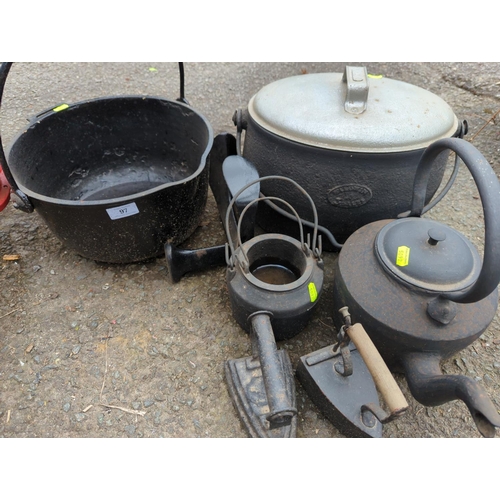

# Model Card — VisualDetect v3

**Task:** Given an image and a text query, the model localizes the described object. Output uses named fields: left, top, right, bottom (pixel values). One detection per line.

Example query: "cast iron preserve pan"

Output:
left=0, top=63, right=213, bottom=263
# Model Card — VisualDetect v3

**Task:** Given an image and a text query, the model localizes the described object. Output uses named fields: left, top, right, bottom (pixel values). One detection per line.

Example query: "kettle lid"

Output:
left=248, top=68, right=459, bottom=153
left=375, top=218, right=481, bottom=293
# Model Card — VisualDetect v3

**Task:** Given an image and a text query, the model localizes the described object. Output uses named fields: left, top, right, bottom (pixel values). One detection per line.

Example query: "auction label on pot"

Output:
left=308, top=282, right=318, bottom=303
left=106, top=202, right=140, bottom=220
left=396, top=246, right=410, bottom=267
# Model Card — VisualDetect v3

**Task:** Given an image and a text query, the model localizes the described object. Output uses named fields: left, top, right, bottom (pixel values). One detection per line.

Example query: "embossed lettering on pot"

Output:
left=327, top=184, right=373, bottom=208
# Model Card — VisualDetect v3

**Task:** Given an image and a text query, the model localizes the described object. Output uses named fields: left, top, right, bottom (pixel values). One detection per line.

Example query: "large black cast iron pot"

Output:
left=0, top=63, right=213, bottom=263
left=332, top=137, right=500, bottom=437
left=238, top=66, right=465, bottom=247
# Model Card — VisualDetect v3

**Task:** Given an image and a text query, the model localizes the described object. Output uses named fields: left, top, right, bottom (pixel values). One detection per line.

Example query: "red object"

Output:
left=0, top=164, right=11, bottom=211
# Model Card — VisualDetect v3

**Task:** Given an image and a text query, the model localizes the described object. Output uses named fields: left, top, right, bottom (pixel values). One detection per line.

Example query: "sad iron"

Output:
left=297, top=307, right=408, bottom=438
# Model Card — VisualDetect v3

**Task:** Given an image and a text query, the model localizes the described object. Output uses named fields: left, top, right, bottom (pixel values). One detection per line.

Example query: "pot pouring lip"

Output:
left=247, top=72, right=459, bottom=154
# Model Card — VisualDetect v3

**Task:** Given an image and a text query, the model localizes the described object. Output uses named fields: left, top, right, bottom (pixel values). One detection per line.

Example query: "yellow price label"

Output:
left=308, top=282, right=318, bottom=303
left=396, top=246, right=410, bottom=267
left=53, top=104, right=69, bottom=113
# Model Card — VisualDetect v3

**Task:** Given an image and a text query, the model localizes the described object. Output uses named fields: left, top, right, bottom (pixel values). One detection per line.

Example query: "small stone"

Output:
left=72, top=345, right=81, bottom=355
left=143, top=400, right=155, bottom=408
left=132, top=402, right=141, bottom=410
left=41, top=364, right=58, bottom=372
left=125, top=425, right=136, bottom=436
left=154, top=393, right=166, bottom=402
left=50, top=270, right=56, bottom=275
left=63, top=403, right=71, bottom=412
left=74, top=413, right=85, bottom=422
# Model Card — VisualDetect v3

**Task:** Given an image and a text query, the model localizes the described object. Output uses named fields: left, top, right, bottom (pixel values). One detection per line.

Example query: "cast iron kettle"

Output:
left=332, top=137, right=500, bottom=437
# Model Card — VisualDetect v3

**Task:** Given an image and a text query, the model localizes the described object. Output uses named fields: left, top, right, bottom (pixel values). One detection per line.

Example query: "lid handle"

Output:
left=342, top=66, right=369, bottom=115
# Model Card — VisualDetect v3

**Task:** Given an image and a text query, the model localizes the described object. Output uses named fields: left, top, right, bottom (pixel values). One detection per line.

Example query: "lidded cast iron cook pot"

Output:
left=238, top=66, right=463, bottom=246
left=0, top=63, right=213, bottom=264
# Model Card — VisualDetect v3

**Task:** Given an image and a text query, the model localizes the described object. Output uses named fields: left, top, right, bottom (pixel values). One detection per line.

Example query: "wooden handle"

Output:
left=347, top=323, right=408, bottom=416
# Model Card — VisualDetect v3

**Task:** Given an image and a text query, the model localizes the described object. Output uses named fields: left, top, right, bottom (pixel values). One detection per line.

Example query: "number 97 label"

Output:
left=106, top=202, right=140, bottom=220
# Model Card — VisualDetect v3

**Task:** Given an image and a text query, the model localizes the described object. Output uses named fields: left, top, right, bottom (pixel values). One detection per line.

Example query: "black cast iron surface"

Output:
left=1, top=62, right=213, bottom=264
left=242, top=109, right=453, bottom=246
left=1, top=62, right=500, bottom=438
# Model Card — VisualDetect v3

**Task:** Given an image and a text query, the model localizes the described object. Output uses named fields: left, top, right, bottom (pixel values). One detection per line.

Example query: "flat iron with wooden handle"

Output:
left=339, top=307, right=409, bottom=422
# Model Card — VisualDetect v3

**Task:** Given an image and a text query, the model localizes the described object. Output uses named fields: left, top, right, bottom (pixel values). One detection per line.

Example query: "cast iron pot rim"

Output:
left=246, top=108, right=462, bottom=155
left=234, top=233, right=316, bottom=293
left=6, top=95, right=214, bottom=207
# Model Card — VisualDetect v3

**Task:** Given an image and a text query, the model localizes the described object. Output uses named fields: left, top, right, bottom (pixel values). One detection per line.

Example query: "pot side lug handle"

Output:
left=402, top=352, right=500, bottom=438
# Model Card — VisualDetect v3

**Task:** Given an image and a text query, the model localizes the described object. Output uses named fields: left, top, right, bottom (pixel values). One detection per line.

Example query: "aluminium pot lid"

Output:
left=374, top=218, right=481, bottom=293
left=248, top=68, right=459, bottom=153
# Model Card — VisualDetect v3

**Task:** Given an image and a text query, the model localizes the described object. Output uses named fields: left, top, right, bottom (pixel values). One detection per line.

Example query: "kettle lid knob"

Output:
left=427, top=228, right=446, bottom=246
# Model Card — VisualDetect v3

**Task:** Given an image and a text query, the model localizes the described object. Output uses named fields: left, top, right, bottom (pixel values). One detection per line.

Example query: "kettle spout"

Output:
left=402, top=352, right=500, bottom=438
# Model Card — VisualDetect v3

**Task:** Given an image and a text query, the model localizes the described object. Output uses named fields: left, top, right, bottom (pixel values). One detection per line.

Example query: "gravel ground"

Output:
left=0, top=62, right=499, bottom=440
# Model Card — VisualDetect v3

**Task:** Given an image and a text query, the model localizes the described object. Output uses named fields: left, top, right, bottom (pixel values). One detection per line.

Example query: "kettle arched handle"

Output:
left=404, top=137, right=500, bottom=304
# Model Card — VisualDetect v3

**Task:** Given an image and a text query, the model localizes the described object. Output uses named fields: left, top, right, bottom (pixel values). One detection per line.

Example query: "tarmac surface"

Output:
left=1, top=62, right=500, bottom=439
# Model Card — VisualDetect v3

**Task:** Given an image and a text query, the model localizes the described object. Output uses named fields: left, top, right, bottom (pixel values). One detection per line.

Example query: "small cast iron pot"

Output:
left=224, top=176, right=324, bottom=341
